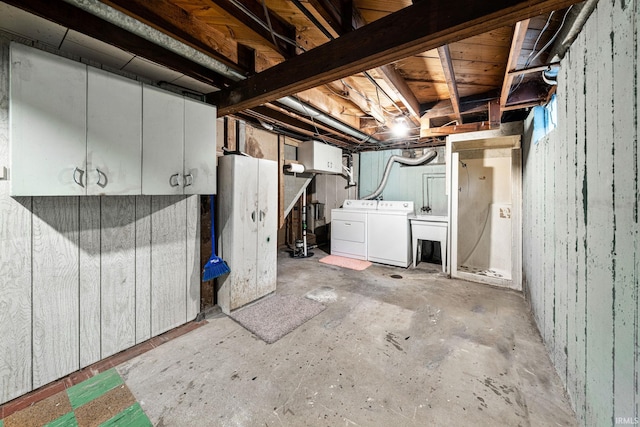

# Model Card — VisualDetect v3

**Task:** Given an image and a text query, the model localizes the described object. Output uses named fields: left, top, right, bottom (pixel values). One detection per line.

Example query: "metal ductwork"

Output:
left=361, top=150, right=438, bottom=200
left=276, top=97, right=381, bottom=144
left=547, top=0, right=598, bottom=62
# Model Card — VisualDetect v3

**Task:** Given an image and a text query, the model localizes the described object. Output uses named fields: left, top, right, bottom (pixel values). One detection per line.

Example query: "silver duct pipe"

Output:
left=547, top=0, right=598, bottom=62
left=64, top=0, right=377, bottom=145
left=361, top=150, right=437, bottom=200
left=277, top=97, right=381, bottom=144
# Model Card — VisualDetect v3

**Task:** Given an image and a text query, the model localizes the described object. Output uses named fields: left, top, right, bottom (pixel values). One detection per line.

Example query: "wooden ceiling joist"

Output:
left=421, top=121, right=499, bottom=138
left=378, top=64, right=421, bottom=123
left=500, top=19, right=531, bottom=109
left=6, top=0, right=236, bottom=88
left=437, top=44, right=462, bottom=124
left=508, top=62, right=561, bottom=77
left=212, top=0, right=583, bottom=116
left=308, top=0, right=353, bottom=35
left=421, top=91, right=497, bottom=119
left=207, top=0, right=296, bottom=58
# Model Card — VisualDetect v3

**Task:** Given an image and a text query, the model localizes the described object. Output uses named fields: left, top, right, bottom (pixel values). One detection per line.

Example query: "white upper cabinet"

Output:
left=87, top=68, right=142, bottom=195
left=10, top=42, right=87, bottom=196
left=298, top=140, right=343, bottom=174
left=142, top=85, right=217, bottom=195
left=10, top=43, right=216, bottom=196
left=142, top=85, right=185, bottom=195
left=184, top=97, right=217, bottom=195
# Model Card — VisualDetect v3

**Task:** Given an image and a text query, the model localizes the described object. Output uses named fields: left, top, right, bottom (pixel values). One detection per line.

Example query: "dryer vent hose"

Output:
left=361, top=150, right=438, bottom=200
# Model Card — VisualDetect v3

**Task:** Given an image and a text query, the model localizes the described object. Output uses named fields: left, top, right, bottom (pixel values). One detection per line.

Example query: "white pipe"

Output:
left=361, top=150, right=438, bottom=200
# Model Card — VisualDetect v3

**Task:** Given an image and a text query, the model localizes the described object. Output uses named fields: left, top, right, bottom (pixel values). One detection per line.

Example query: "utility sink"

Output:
left=410, top=214, right=448, bottom=223
left=410, top=215, right=448, bottom=271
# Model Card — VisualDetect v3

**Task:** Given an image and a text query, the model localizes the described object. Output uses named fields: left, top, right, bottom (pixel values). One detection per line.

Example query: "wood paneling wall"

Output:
left=0, top=36, right=200, bottom=404
left=522, top=1, right=639, bottom=424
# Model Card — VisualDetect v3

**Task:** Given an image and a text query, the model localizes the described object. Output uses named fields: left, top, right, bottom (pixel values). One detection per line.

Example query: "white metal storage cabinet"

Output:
left=142, top=85, right=217, bottom=195
left=10, top=42, right=87, bottom=196
left=298, top=140, right=343, bottom=174
left=217, top=155, right=277, bottom=314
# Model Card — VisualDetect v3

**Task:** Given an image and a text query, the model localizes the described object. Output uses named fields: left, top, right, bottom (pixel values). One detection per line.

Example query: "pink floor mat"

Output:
left=319, top=255, right=372, bottom=271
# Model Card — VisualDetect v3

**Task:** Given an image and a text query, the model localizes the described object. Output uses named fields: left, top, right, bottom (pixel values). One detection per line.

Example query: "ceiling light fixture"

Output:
left=391, top=117, right=409, bottom=138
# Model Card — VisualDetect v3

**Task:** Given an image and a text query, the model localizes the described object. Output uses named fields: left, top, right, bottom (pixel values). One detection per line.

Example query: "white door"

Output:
left=87, top=68, right=142, bottom=195
left=184, top=98, right=216, bottom=195
left=256, top=159, right=277, bottom=298
left=142, top=85, right=184, bottom=195
left=233, top=155, right=259, bottom=309
left=10, top=43, right=87, bottom=196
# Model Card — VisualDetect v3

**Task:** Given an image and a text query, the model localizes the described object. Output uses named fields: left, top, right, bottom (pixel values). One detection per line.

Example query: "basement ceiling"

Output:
left=0, top=0, right=590, bottom=151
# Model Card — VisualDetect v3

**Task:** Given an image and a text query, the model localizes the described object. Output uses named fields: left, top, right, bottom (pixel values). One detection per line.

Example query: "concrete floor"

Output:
left=116, top=248, right=577, bottom=426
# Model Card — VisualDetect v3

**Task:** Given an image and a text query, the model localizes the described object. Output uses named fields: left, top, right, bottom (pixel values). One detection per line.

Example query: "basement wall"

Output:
left=0, top=36, right=200, bottom=404
left=522, top=0, right=639, bottom=424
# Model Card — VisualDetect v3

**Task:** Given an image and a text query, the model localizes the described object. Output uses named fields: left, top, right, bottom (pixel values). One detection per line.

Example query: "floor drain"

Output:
left=391, top=274, right=403, bottom=279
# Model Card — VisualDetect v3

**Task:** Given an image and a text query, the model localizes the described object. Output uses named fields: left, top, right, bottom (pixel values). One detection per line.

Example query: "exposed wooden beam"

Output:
left=308, top=0, right=353, bottom=35
left=100, top=0, right=240, bottom=71
left=421, top=90, right=498, bottom=118
left=378, top=64, right=421, bottom=122
left=421, top=121, right=500, bottom=137
left=488, top=99, right=501, bottom=126
left=206, top=0, right=296, bottom=58
left=212, top=0, right=581, bottom=116
left=501, top=101, right=543, bottom=112
left=500, top=19, right=531, bottom=109
left=508, top=62, right=561, bottom=77
left=6, top=0, right=235, bottom=89
left=437, top=44, right=462, bottom=124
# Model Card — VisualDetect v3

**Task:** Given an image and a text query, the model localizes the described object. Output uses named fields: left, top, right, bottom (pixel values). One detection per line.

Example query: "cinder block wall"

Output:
left=522, top=1, right=639, bottom=424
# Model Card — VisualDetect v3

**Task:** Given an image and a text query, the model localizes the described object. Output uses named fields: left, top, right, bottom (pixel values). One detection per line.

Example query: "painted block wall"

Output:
left=522, top=0, right=639, bottom=424
left=359, top=147, right=446, bottom=213
left=0, top=36, right=200, bottom=404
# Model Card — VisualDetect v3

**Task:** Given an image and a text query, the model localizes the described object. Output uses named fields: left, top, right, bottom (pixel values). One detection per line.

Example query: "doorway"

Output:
left=448, top=135, right=522, bottom=290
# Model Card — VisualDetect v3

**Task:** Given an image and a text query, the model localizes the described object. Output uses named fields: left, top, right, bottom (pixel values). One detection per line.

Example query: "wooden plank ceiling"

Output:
left=6, top=0, right=584, bottom=151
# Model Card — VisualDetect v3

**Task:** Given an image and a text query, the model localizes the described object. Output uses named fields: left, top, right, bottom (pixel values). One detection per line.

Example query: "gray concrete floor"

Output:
left=117, top=248, right=577, bottom=426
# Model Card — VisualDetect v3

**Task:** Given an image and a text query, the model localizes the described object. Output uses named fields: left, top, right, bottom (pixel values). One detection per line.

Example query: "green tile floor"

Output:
left=1, top=369, right=152, bottom=427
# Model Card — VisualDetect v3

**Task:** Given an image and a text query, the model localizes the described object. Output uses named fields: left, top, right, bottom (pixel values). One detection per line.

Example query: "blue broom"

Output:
left=203, top=195, right=230, bottom=281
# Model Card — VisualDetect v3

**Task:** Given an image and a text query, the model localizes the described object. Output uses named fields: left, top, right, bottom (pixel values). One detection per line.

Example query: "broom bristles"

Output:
left=202, top=256, right=231, bottom=281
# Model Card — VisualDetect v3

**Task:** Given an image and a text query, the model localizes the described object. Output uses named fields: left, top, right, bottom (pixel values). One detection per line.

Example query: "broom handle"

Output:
left=210, top=195, right=216, bottom=256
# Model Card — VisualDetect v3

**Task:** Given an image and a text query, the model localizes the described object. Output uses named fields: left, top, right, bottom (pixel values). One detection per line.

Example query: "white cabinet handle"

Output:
left=73, top=167, right=85, bottom=188
left=251, top=211, right=256, bottom=222
left=169, top=173, right=181, bottom=187
left=96, top=169, right=108, bottom=188
left=260, top=210, right=265, bottom=221
left=183, top=173, right=193, bottom=187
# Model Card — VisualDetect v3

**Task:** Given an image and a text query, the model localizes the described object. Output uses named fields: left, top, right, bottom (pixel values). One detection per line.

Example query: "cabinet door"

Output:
left=184, top=98, right=216, bottom=195
left=319, top=142, right=343, bottom=174
left=142, top=85, right=184, bottom=195
left=10, top=43, right=87, bottom=196
left=255, top=159, right=277, bottom=298
left=87, top=68, right=142, bottom=195
left=218, top=155, right=259, bottom=311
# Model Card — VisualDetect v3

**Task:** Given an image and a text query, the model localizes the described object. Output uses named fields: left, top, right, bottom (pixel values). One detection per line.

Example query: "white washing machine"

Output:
left=330, top=199, right=377, bottom=260
left=367, top=201, right=414, bottom=267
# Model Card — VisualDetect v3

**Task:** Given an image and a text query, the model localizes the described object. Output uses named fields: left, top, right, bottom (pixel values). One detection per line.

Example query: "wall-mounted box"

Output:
left=298, top=140, right=342, bottom=174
